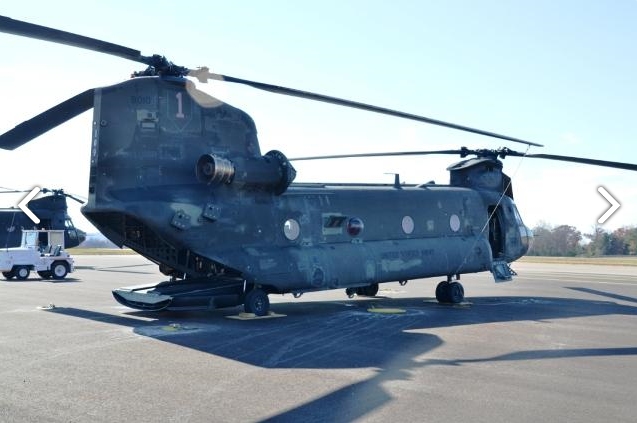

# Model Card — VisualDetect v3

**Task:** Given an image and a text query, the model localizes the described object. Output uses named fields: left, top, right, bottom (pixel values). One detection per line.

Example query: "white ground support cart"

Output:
left=0, top=229, right=75, bottom=280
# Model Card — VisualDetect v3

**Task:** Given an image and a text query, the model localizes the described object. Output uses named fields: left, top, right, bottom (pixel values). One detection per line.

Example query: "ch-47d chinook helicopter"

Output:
left=0, top=188, right=86, bottom=249
left=1, top=15, right=636, bottom=315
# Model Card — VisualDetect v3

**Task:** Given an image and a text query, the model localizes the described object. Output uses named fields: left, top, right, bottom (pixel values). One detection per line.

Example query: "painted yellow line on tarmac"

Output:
left=226, top=312, right=287, bottom=320
left=367, top=307, right=406, bottom=314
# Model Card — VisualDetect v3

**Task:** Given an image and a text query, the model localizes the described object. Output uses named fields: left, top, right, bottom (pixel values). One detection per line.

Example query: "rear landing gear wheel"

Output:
left=244, top=288, right=270, bottom=316
left=435, top=281, right=464, bottom=304
left=357, top=283, right=379, bottom=297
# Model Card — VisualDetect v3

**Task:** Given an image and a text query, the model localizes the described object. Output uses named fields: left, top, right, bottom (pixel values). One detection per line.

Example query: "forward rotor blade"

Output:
left=195, top=70, right=543, bottom=148
left=0, top=89, right=94, bottom=150
left=0, top=15, right=146, bottom=64
left=290, top=150, right=464, bottom=161
left=508, top=151, right=637, bottom=172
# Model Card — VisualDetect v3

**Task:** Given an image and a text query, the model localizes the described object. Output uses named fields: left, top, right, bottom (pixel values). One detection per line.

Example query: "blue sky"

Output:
left=1, top=1, right=636, bottom=235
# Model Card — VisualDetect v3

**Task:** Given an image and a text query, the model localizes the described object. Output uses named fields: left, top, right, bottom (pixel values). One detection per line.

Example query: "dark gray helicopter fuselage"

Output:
left=0, top=194, right=86, bottom=248
left=82, top=76, right=530, bottom=294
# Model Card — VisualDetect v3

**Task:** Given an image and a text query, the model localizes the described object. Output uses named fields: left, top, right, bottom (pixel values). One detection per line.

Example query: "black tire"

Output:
left=3, top=271, right=14, bottom=280
left=448, top=282, right=465, bottom=304
left=15, top=266, right=30, bottom=281
left=357, top=283, right=379, bottom=297
left=51, top=262, right=68, bottom=280
left=244, top=289, right=270, bottom=316
left=38, top=271, right=52, bottom=279
left=435, top=281, right=450, bottom=303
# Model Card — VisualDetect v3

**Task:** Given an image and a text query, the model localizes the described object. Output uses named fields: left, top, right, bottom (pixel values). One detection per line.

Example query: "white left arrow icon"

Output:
left=18, top=187, right=41, bottom=224
left=597, top=186, right=620, bottom=224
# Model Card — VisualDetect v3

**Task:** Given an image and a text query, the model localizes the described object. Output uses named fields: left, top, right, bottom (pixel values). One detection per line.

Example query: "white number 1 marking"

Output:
left=175, top=92, right=185, bottom=118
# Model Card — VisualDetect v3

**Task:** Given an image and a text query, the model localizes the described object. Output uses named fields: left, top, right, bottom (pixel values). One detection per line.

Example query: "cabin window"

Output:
left=402, top=216, right=414, bottom=234
left=449, top=214, right=461, bottom=232
left=322, top=214, right=346, bottom=236
left=283, top=219, right=300, bottom=241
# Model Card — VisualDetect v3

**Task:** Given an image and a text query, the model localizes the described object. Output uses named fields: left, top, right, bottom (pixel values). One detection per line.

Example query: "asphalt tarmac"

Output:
left=0, top=255, right=636, bottom=423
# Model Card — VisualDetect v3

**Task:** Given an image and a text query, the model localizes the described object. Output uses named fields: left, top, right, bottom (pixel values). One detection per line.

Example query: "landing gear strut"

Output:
left=435, top=276, right=464, bottom=304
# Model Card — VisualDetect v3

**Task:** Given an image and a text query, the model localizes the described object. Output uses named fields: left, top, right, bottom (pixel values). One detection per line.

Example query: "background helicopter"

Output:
left=0, top=188, right=86, bottom=248
left=1, top=13, right=636, bottom=316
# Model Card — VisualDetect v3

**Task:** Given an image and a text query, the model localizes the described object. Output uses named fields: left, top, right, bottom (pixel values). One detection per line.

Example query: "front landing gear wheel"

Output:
left=244, top=289, right=270, bottom=316
left=448, top=281, right=464, bottom=303
left=435, top=281, right=464, bottom=304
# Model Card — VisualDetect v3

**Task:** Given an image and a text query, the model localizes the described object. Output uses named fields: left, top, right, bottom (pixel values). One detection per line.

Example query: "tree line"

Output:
left=527, top=223, right=637, bottom=257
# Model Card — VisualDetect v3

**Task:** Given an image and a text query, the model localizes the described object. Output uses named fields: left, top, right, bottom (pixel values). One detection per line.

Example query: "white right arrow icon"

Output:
left=597, top=186, right=620, bottom=224
left=18, top=187, right=41, bottom=224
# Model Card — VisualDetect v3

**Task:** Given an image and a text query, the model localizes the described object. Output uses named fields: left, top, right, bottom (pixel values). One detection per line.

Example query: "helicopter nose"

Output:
left=521, top=225, right=533, bottom=255
left=76, top=228, right=87, bottom=245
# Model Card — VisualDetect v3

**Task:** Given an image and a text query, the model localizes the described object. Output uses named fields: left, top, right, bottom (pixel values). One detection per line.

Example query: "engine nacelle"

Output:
left=196, top=150, right=296, bottom=195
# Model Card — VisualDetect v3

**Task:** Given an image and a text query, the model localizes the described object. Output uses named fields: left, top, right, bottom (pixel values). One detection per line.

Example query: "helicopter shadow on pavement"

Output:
left=152, top=295, right=637, bottom=367
left=47, top=294, right=637, bottom=422
left=47, top=294, right=637, bottom=370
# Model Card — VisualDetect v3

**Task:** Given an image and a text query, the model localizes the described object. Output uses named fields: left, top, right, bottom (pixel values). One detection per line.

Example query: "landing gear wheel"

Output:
left=435, top=281, right=464, bottom=304
left=15, top=266, right=30, bottom=280
left=51, top=262, right=68, bottom=280
left=357, top=283, right=379, bottom=297
left=244, top=288, right=270, bottom=316
left=3, top=271, right=14, bottom=280
left=345, top=288, right=356, bottom=298
left=435, top=281, right=450, bottom=303
left=448, top=281, right=464, bottom=304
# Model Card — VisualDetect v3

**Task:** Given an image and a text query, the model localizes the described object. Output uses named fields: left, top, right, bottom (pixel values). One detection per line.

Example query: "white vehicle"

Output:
left=0, top=229, right=75, bottom=280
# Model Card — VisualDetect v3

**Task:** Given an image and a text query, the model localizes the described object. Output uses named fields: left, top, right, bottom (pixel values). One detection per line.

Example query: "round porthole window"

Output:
left=402, top=215, right=414, bottom=234
left=449, top=214, right=461, bottom=232
left=347, top=217, right=364, bottom=236
left=283, top=219, right=300, bottom=240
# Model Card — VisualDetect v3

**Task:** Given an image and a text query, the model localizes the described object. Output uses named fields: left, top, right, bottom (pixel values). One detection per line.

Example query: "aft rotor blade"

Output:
left=290, top=149, right=464, bottom=161
left=196, top=70, right=543, bottom=148
left=41, top=188, right=86, bottom=204
left=518, top=152, right=637, bottom=171
left=63, top=193, right=86, bottom=205
left=0, top=15, right=146, bottom=64
left=0, top=89, right=94, bottom=150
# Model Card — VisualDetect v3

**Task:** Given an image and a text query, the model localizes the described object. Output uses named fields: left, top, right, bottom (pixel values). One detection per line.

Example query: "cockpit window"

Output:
left=511, top=204, right=525, bottom=226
